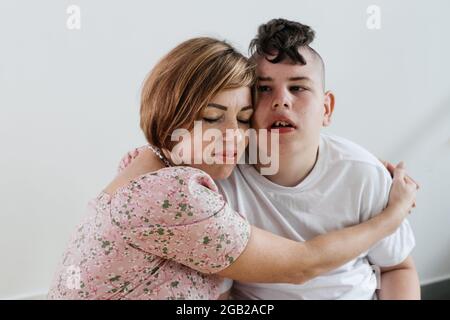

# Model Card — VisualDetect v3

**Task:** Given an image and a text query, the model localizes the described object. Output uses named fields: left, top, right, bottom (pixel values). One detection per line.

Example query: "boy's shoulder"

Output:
left=320, top=133, right=391, bottom=182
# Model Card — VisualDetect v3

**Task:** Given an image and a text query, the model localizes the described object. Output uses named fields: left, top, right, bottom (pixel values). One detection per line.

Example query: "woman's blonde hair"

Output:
left=140, top=37, right=255, bottom=150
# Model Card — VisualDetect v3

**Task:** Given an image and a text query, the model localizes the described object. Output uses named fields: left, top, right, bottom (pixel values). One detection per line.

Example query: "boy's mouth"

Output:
left=268, top=118, right=297, bottom=133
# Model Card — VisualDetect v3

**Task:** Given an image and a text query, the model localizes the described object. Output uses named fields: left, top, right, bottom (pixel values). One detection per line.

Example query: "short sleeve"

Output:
left=109, top=166, right=251, bottom=274
left=359, top=164, right=416, bottom=267
left=367, top=219, right=415, bottom=267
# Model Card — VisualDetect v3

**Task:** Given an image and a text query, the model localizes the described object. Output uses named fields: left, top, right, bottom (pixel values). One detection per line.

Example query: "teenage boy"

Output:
left=216, top=18, right=419, bottom=300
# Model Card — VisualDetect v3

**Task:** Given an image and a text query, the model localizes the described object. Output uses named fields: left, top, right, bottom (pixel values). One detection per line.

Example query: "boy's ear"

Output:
left=322, top=91, right=335, bottom=127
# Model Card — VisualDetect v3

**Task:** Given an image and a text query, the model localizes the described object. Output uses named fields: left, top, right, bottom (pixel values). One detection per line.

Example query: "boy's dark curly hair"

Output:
left=249, top=18, right=316, bottom=65
left=249, top=18, right=325, bottom=89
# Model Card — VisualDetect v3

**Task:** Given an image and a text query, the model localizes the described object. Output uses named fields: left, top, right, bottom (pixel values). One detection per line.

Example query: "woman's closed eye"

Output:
left=237, top=109, right=253, bottom=124
left=204, top=116, right=251, bottom=124
left=203, top=116, right=222, bottom=123
left=202, top=111, right=224, bottom=122
left=237, top=117, right=251, bottom=124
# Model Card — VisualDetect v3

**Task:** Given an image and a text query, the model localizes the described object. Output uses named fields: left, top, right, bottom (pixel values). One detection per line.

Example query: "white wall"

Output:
left=1, top=0, right=449, bottom=299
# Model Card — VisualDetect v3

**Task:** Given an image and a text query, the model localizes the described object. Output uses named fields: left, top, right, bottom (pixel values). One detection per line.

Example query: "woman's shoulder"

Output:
left=110, top=165, right=226, bottom=228
left=117, top=146, right=213, bottom=180
left=121, top=165, right=222, bottom=206
left=110, top=148, right=224, bottom=227
left=118, top=145, right=217, bottom=186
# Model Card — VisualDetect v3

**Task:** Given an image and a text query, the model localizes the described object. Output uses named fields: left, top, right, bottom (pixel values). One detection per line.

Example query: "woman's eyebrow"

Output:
left=207, top=103, right=227, bottom=110
left=207, top=103, right=253, bottom=111
left=240, top=106, right=253, bottom=111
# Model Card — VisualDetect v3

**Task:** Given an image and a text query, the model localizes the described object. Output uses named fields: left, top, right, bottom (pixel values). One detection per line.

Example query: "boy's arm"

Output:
left=360, top=163, right=417, bottom=299
left=378, top=255, right=420, bottom=300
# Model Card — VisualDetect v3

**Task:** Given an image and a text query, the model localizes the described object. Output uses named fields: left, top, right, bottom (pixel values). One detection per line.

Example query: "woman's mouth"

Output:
left=212, top=150, right=238, bottom=161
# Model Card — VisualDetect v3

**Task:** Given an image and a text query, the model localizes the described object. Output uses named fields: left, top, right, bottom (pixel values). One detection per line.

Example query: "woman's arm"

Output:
left=218, top=162, right=418, bottom=284
left=219, top=206, right=403, bottom=284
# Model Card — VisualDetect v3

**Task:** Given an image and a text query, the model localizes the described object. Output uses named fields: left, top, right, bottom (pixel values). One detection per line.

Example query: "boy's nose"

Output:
left=272, top=101, right=290, bottom=109
left=272, top=92, right=291, bottom=110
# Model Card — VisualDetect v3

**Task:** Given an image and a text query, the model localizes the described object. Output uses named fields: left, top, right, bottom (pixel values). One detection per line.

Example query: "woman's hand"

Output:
left=380, top=159, right=420, bottom=189
left=386, top=162, right=419, bottom=220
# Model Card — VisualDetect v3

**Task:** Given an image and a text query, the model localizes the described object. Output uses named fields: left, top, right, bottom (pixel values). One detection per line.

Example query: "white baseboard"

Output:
left=4, top=290, right=48, bottom=300
left=3, top=276, right=450, bottom=300
left=420, top=274, right=450, bottom=286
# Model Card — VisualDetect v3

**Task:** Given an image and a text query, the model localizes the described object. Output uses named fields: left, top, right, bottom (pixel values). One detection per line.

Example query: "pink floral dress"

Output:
left=47, top=146, right=250, bottom=300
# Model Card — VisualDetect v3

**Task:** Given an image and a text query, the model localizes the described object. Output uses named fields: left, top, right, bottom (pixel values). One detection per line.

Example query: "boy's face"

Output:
left=252, top=48, right=334, bottom=155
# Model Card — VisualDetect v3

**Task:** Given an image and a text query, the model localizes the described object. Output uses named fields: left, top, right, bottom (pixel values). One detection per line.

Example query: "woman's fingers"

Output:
left=393, top=161, right=406, bottom=181
left=379, top=159, right=396, bottom=178
left=406, top=174, right=420, bottom=189
left=386, top=162, right=396, bottom=178
left=379, top=159, right=420, bottom=189
left=388, top=163, right=396, bottom=177
left=404, top=174, right=419, bottom=190
left=381, top=160, right=419, bottom=190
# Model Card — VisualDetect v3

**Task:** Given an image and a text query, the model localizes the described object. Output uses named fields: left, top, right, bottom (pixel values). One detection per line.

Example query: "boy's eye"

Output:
left=257, top=85, right=271, bottom=92
left=238, top=119, right=251, bottom=124
left=290, top=86, right=304, bottom=92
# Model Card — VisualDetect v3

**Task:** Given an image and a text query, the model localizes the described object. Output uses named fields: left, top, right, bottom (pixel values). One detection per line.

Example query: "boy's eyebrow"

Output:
left=257, top=76, right=311, bottom=82
left=207, top=103, right=253, bottom=111
left=288, top=76, right=311, bottom=82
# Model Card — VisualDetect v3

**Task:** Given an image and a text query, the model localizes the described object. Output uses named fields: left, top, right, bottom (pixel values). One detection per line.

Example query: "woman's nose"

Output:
left=223, top=127, right=243, bottom=142
left=221, top=121, right=244, bottom=143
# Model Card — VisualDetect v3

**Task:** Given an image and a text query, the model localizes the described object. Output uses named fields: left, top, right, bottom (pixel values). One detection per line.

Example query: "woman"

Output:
left=48, top=37, right=417, bottom=300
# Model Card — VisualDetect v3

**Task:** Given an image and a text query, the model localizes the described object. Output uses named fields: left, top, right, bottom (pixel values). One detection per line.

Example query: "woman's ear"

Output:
left=323, top=91, right=335, bottom=127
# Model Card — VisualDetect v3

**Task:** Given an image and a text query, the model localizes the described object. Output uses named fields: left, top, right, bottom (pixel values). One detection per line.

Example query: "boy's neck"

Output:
left=255, top=140, right=320, bottom=187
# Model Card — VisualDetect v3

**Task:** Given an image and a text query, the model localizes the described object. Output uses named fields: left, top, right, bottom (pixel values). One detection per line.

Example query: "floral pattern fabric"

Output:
left=47, top=146, right=250, bottom=299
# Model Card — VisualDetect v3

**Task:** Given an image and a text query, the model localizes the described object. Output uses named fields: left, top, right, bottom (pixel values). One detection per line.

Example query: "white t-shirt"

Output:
left=215, top=133, right=415, bottom=300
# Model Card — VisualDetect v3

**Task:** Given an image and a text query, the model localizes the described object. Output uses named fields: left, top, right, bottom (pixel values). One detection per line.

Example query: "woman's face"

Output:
left=169, top=87, right=253, bottom=180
